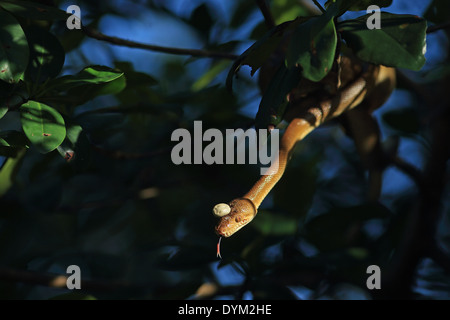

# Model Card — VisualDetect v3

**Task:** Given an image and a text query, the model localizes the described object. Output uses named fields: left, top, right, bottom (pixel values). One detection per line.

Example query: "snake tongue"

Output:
left=217, top=237, right=222, bottom=259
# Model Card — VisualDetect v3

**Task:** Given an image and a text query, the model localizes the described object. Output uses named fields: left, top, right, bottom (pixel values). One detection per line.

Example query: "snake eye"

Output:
left=235, top=216, right=241, bottom=223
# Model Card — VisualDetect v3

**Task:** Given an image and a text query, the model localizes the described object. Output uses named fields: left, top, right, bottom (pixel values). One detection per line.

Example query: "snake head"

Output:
left=214, top=198, right=257, bottom=237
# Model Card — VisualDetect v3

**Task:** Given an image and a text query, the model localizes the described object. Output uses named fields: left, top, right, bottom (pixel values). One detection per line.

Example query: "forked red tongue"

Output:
left=217, top=237, right=222, bottom=259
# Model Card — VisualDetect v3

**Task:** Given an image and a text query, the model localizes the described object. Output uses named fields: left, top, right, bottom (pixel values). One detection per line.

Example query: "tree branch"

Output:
left=428, top=242, right=450, bottom=274
left=311, top=0, right=326, bottom=14
left=427, top=21, right=450, bottom=34
left=0, top=267, right=136, bottom=292
left=256, top=0, right=275, bottom=29
left=92, top=145, right=171, bottom=160
left=375, top=97, right=450, bottom=299
left=390, top=156, right=426, bottom=191
left=81, top=26, right=239, bottom=60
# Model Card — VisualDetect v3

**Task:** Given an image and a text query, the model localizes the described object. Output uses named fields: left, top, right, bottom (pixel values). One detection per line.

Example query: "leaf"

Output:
left=0, top=10, right=29, bottom=83
left=226, top=18, right=307, bottom=89
left=0, top=130, right=29, bottom=157
left=157, top=245, right=217, bottom=271
left=65, top=74, right=126, bottom=106
left=286, top=13, right=337, bottom=81
left=382, top=107, right=420, bottom=134
left=56, top=123, right=83, bottom=162
left=303, top=204, right=391, bottom=252
left=51, top=65, right=125, bottom=91
left=229, top=1, right=257, bottom=28
left=65, top=124, right=83, bottom=145
left=251, top=210, right=298, bottom=236
left=424, top=0, right=450, bottom=24
left=273, top=153, right=319, bottom=217
left=45, top=66, right=126, bottom=107
left=250, top=280, right=298, bottom=299
left=188, top=4, right=213, bottom=39
left=0, top=104, right=7, bottom=119
left=20, top=101, right=66, bottom=153
left=0, top=91, right=27, bottom=116
left=24, top=27, right=65, bottom=83
left=192, top=60, right=229, bottom=92
left=339, top=13, right=427, bottom=71
left=255, top=64, right=302, bottom=130
left=67, top=124, right=91, bottom=170
left=271, top=0, right=312, bottom=25
left=0, top=148, right=26, bottom=196
left=0, top=84, right=28, bottom=118
left=0, top=0, right=68, bottom=21
left=114, top=61, right=157, bottom=87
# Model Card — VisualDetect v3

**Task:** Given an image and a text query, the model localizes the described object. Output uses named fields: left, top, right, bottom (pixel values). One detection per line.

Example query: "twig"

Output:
left=0, top=267, right=136, bottom=292
left=311, top=0, right=326, bottom=14
left=427, top=21, right=450, bottom=34
left=92, top=145, right=171, bottom=160
left=81, top=26, right=238, bottom=60
left=75, top=105, right=173, bottom=118
left=428, top=243, right=450, bottom=274
left=375, top=101, right=450, bottom=299
left=256, top=0, right=275, bottom=29
left=390, top=156, right=425, bottom=191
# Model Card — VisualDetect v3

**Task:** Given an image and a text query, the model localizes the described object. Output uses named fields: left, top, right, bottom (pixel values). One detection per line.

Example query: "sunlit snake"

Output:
left=214, top=56, right=396, bottom=258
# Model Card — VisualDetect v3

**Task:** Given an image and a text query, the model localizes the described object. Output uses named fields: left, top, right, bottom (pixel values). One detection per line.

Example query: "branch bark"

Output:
left=81, top=26, right=238, bottom=60
left=0, top=267, right=135, bottom=292
left=256, top=0, right=275, bottom=29
left=427, top=21, right=450, bottom=33
left=374, top=78, right=450, bottom=299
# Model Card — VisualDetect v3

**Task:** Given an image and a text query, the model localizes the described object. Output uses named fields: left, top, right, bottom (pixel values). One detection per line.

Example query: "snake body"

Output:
left=214, top=57, right=396, bottom=239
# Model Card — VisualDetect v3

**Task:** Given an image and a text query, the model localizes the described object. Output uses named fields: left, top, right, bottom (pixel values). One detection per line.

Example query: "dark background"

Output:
left=0, top=0, right=449, bottom=299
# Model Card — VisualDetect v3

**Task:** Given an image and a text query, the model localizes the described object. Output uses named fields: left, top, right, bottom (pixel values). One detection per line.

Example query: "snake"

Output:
left=213, top=56, right=396, bottom=257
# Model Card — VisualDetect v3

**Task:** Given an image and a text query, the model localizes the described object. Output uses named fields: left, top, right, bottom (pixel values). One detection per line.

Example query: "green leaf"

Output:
left=424, top=0, right=450, bottom=24
left=0, top=147, right=26, bottom=196
left=303, top=204, right=391, bottom=252
left=188, top=4, right=213, bottom=39
left=0, top=85, right=28, bottom=117
left=0, top=10, right=29, bottom=83
left=20, top=100, right=66, bottom=153
left=339, top=13, right=427, bottom=71
left=227, top=18, right=307, bottom=89
left=251, top=210, right=298, bottom=236
left=271, top=0, right=312, bottom=24
left=0, top=104, right=7, bottom=119
left=382, top=107, right=420, bottom=134
left=157, top=245, right=217, bottom=270
left=273, top=152, right=319, bottom=217
left=229, top=1, right=257, bottom=28
left=255, top=64, right=302, bottom=129
left=65, top=74, right=126, bottom=105
left=65, top=124, right=83, bottom=146
left=0, top=0, right=68, bottom=21
left=24, top=27, right=65, bottom=83
left=44, top=66, right=126, bottom=107
left=51, top=65, right=125, bottom=91
left=63, top=77, right=127, bottom=106
left=114, top=61, right=157, bottom=87
left=0, top=130, right=29, bottom=157
left=192, top=60, right=229, bottom=92
left=250, top=280, right=298, bottom=299
left=286, top=13, right=337, bottom=81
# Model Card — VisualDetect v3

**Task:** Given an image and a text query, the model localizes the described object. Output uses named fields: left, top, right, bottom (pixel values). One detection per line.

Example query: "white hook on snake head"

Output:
left=213, top=203, right=231, bottom=217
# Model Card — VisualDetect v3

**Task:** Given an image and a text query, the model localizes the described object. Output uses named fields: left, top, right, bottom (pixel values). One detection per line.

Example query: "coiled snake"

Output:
left=213, top=56, right=396, bottom=257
